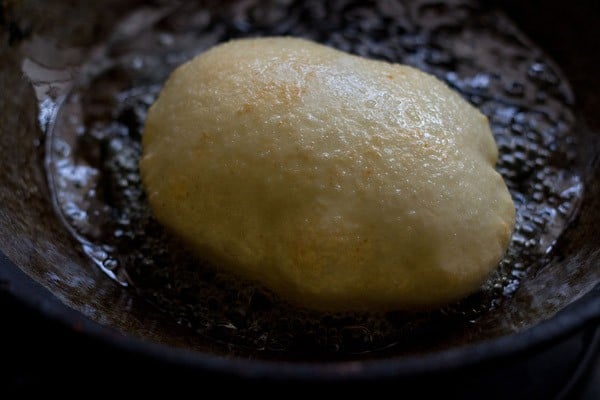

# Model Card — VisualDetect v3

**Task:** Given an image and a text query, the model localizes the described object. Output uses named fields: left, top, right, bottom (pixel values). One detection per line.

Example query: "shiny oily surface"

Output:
left=37, top=0, right=584, bottom=358
left=141, top=37, right=515, bottom=311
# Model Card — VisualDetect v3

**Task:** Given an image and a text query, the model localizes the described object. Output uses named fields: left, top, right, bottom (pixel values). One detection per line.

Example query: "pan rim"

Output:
left=1, top=249, right=598, bottom=380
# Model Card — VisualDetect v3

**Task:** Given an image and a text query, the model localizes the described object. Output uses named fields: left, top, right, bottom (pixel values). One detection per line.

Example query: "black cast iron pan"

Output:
left=0, top=0, right=599, bottom=395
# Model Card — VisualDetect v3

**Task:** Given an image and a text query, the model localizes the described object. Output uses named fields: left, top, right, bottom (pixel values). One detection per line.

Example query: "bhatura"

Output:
left=140, top=37, right=515, bottom=311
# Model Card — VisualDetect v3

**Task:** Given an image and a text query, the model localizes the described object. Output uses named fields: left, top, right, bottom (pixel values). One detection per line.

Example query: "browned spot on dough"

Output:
left=192, top=132, right=213, bottom=157
left=237, top=103, right=254, bottom=114
left=277, top=82, right=306, bottom=103
left=255, top=80, right=307, bottom=105
left=168, top=176, right=190, bottom=201
left=197, top=131, right=211, bottom=141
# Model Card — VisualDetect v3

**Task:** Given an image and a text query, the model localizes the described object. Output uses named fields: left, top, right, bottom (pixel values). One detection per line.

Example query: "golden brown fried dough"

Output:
left=140, top=37, right=515, bottom=311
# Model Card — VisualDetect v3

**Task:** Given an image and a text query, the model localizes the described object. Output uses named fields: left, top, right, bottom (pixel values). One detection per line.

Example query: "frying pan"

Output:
left=1, top=0, right=599, bottom=395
